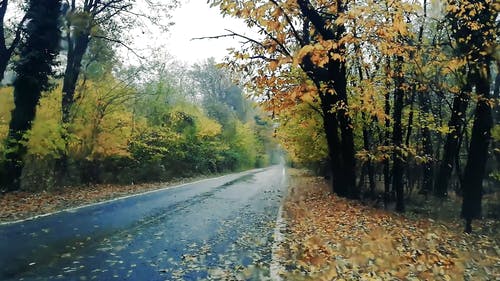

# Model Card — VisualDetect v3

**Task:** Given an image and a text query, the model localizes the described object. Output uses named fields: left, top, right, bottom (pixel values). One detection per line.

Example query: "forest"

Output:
left=0, top=0, right=278, bottom=194
left=0, top=0, right=498, bottom=231
left=0, top=0, right=498, bottom=280
left=208, top=0, right=499, bottom=233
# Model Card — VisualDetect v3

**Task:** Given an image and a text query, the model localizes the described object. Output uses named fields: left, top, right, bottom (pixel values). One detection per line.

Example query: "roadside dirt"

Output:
left=0, top=174, right=223, bottom=223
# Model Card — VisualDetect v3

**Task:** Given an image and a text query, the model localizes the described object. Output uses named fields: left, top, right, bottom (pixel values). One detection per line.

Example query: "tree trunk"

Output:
left=334, top=61, right=357, bottom=198
left=0, top=48, right=9, bottom=82
left=62, top=32, right=91, bottom=124
left=383, top=81, right=391, bottom=208
left=56, top=32, right=91, bottom=185
left=355, top=54, right=375, bottom=198
left=362, top=122, right=376, bottom=198
left=392, top=56, right=405, bottom=213
left=296, top=0, right=356, bottom=198
left=434, top=80, right=470, bottom=197
left=0, top=0, right=25, bottom=83
left=493, top=64, right=500, bottom=166
left=461, top=66, right=493, bottom=233
left=418, top=91, right=434, bottom=194
left=320, top=94, right=346, bottom=196
left=2, top=0, right=61, bottom=191
left=383, top=56, right=391, bottom=209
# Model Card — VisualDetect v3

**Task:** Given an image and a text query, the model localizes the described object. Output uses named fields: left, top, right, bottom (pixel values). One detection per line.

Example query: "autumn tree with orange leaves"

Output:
left=210, top=0, right=499, bottom=232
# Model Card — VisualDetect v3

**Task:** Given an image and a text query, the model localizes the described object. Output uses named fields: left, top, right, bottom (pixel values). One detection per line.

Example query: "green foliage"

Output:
left=275, top=102, right=328, bottom=166
left=0, top=56, right=277, bottom=190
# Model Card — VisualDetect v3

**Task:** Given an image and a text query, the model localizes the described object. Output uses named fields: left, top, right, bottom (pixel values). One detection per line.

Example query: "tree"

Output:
left=2, top=0, right=61, bottom=190
left=191, top=58, right=250, bottom=123
left=209, top=0, right=498, bottom=222
left=56, top=0, right=176, bottom=182
left=454, top=0, right=496, bottom=233
left=60, top=0, right=176, bottom=124
left=0, top=0, right=26, bottom=83
left=210, top=0, right=358, bottom=198
left=297, top=0, right=357, bottom=198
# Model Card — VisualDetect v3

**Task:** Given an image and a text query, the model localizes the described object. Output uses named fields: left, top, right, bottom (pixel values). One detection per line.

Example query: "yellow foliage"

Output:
left=26, top=85, right=65, bottom=157
left=70, top=77, right=135, bottom=160
left=0, top=87, right=14, bottom=148
left=197, top=116, right=222, bottom=138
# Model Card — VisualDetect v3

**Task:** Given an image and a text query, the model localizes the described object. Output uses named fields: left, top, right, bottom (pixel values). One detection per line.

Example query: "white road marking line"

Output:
left=270, top=167, right=287, bottom=280
left=270, top=205, right=285, bottom=281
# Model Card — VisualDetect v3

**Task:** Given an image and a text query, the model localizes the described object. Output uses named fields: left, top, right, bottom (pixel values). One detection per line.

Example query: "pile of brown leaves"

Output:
left=278, top=169, right=500, bottom=281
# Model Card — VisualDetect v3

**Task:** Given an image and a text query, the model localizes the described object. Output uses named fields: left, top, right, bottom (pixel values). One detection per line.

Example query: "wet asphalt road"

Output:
left=0, top=165, right=287, bottom=281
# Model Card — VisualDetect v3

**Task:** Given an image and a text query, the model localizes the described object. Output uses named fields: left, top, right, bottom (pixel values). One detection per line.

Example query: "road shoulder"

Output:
left=0, top=170, right=255, bottom=224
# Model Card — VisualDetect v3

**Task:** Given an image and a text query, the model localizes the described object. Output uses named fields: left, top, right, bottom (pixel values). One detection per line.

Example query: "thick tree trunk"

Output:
left=392, top=56, right=405, bottom=213
left=334, top=61, right=357, bottom=198
left=320, top=94, right=346, bottom=196
left=62, top=32, right=90, bottom=124
left=2, top=0, right=61, bottom=191
left=0, top=49, right=9, bottom=82
left=434, top=81, right=470, bottom=197
left=56, top=32, right=91, bottom=184
left=3, top=82, right=39, bottom=190
left=461, top=66, right=493, bottom=233
left=296, top=0, right=356, bottom=198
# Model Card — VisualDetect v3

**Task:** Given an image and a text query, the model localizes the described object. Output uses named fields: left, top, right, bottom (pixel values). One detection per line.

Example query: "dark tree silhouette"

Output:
left=2, top=0, right=61, bottom=191
left=0, top=0, right=27, bottom=83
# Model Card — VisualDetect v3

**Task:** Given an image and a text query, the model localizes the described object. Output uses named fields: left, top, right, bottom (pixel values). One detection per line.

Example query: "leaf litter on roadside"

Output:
left=277, top=169, right=499, bottom=281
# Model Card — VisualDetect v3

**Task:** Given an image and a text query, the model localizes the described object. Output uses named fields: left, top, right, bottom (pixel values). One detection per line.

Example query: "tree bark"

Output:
left=392, top=56, right=405, bottom=212
left=0, top=0, right=26, bottom=83
left=320, top=91, right=346, bottom=196
left=434, top=80, right=470, bottom=197
left=383, top=58, right=392, bottom=208
left=418, top=91, right=434, bottom=194
left=56, top=29, right=91, bottom=185
left=296, top=0, right=356, bottom=198
left=461, top=65, right=493, bottom=232
left=2, top=0, right=61, bottom=191
left=335, top=60, right=358, bottom=198
left=62, top=32, right=91, bottom=124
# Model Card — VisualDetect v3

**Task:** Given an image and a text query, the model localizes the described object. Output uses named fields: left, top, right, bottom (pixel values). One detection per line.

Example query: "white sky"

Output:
left=3, top=0, right=253, bottom=67
left=162, top=0, right=252, bottom=65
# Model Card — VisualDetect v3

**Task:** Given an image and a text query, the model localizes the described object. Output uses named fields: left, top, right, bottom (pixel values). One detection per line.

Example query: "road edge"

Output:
left=270, top=166, right=287, bottom=280
left=270, top=205, right=286, bottom=281
left=0, top=168, right=267, bottom=226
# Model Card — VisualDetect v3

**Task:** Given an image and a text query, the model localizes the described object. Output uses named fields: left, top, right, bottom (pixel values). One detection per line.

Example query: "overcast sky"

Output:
left=161, top=0, right=251, bottom=65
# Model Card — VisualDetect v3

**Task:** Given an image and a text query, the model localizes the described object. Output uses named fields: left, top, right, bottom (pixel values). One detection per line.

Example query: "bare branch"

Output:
left=92, top=34, right=145, bottom=59
left=268, top=0, right=304, bottom=45
left=247, top=18, right=291, bottom=57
